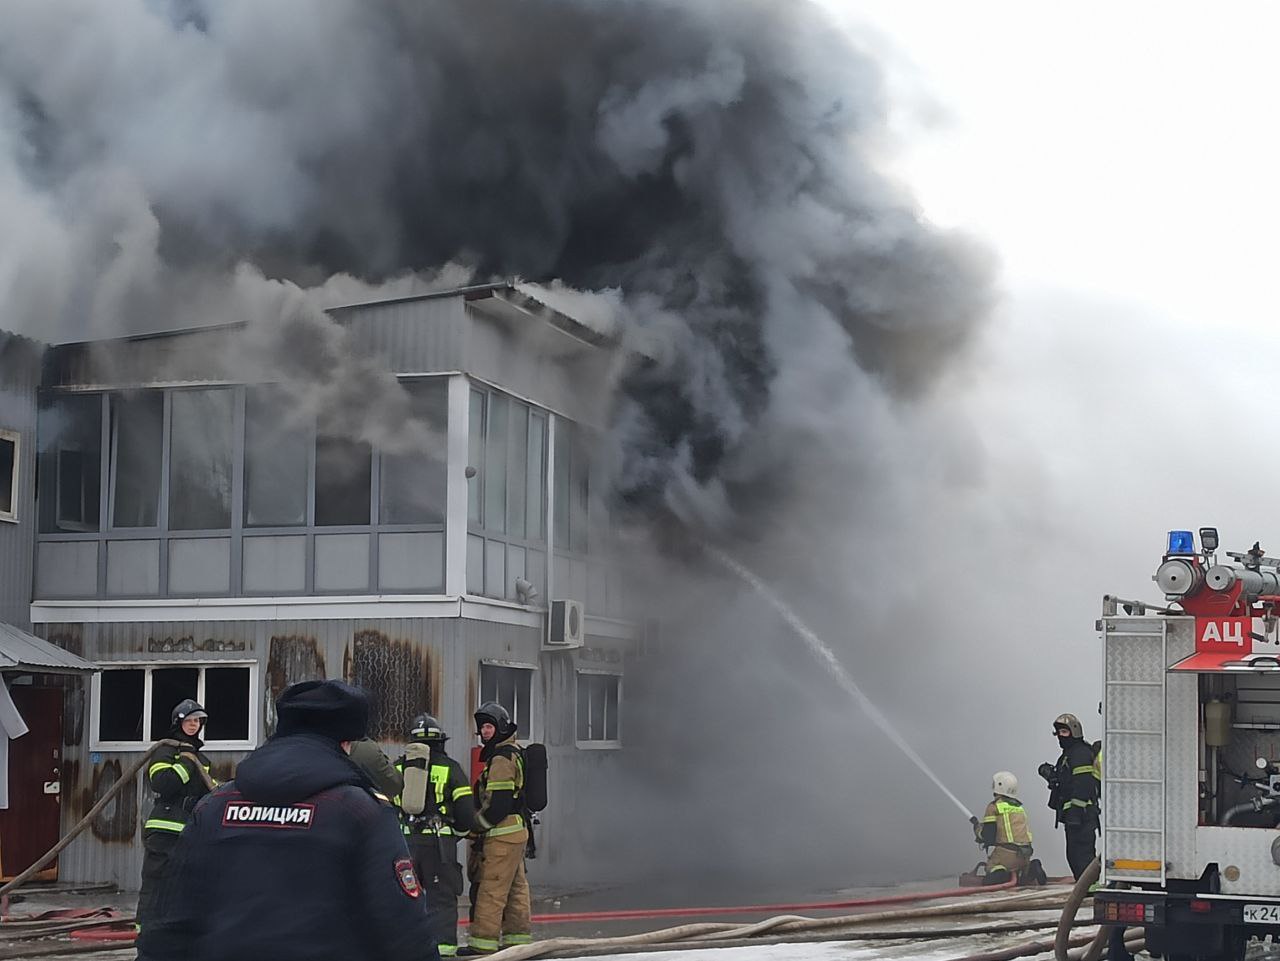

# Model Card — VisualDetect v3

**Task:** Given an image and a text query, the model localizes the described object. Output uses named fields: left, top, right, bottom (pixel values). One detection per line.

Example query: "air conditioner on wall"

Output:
left=546, top=599, right=585, bottom=649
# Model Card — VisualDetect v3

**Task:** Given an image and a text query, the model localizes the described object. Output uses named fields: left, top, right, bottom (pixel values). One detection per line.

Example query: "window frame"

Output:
left=89, top=661, right=260, bottom=752
left=0, top=428, right=19, bottom=524
left=574, top=668, right=622, bottom=750
left=478, top=659, right=539, bottom=742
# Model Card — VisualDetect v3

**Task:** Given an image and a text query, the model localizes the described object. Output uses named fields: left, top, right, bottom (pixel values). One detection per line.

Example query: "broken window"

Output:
left=0, top=430, right=16, bottom=522
left=379, top=379, right=447, bottom=525
left=479, top=663, right=532, bottom=738
left=168, top=389, right=234, bottom=530
left=314, top=422, right=371, bottom=527
left=576, top=672, right=621, bottom=745
left=94, top=663, right=256, bottom=748
left=244, top=385, right=309, bottom=528
left=98, top=669, right=145, bottom=742
left=148, top=667, right=199, bottom=740
left=37, top=394, right=102, bottom=533
left=109, top=392, right=163, bottom=528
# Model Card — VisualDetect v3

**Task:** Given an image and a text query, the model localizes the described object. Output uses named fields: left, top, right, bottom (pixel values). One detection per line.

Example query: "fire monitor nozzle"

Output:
left=1205, top=565, right=1280, bottom=598
left=1156, top=558, right=1202, bottom=598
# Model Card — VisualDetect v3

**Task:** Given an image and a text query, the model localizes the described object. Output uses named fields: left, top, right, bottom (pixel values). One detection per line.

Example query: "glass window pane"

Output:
left=485, top=539, right=505, bottom=599
left=481, top=664, right=531, bottom=736
left=245, top=386, right=309, bottom=527
left=484, top=394, right=508, bottom=534
left=110, top=392, right=163, bottom=528
left=315, top=423, right=371, bottom=527
left=576, top=674, right=589, bottom=741
left=526, top=413, right=545, bottom=542
left=553, top=420, right=570, bottom=549
left=506, top=404, right=527, bottom=537
left=99, top=669, right=144, bottom=742
left=605, top=677, right=619, bottom=741
left=589, top=675, right=605, bottom=739
left=205, top=667, right=251, bottom=741
left=468, top=390, right=484, bottom=527
left=168, top=390, right=234, bottom=530
left=380, top=380, right=447, bottom=525
left=467, top=534, right=484, bottom=594
left=39, top=394, right=103, bottom=533
left=570, top=430, right=589, bottom=553
left=149, top=667, right=199, bottom=740
left=0, top=436, right=14, bottom=516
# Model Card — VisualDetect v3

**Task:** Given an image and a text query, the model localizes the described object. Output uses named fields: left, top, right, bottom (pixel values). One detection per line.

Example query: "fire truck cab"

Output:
left=1095, top=529, right=1280, bottom=960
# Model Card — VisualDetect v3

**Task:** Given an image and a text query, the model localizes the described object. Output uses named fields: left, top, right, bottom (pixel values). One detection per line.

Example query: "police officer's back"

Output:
left=138, top=680, right=436, bottom=961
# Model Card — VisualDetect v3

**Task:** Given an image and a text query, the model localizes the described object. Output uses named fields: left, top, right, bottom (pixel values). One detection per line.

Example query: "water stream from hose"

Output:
left=707, top=546, right=975, bottom=820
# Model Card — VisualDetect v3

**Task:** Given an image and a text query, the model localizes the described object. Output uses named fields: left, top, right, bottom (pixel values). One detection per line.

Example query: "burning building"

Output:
left=3, top=282, right=636, bottom=889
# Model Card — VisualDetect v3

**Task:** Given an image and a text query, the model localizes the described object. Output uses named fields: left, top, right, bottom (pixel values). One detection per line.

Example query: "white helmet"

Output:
left=992, top=771, right=1019, bottom=798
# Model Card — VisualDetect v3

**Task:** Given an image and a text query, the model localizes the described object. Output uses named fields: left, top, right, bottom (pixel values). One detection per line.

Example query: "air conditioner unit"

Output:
left=546, top=599, right=585, bottom=649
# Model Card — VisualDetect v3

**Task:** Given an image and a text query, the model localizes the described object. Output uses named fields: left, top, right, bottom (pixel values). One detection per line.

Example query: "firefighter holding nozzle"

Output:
left=1040, top=712, right=1101, bottom=880
left=969, top=772, right=1044, bottom=885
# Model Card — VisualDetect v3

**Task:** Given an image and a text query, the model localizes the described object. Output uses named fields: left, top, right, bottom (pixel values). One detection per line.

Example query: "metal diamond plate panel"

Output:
left=1197, top=826, right=1280, bottom=896
left=1165, top=671, right=1201, bottom=878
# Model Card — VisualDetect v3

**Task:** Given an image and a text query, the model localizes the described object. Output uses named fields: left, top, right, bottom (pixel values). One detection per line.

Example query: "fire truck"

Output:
left=1095, top=528, right=1280, bottom=960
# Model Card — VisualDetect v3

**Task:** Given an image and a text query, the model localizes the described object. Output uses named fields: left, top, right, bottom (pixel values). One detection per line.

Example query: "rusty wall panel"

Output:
left=0, top=376, right=37, bottom=630
left=263, top=633, right=326, bottom=737
left=88, top=620, right=257, bottom=661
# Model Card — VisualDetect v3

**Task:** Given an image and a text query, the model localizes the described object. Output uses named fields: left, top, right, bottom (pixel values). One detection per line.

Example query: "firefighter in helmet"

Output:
left=462, top=701, right=530, bottom=955
left=1039, top=712, right=1101, bottom=879
left=394, top=714, right=476, bottom=957
left=971, top=772, right=1041, bottom=885
left=137, top=698, right=214, bottom=932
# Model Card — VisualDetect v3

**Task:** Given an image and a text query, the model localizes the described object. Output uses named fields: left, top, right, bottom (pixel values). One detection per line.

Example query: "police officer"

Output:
left=971, top=771, right=1038, bottom=885
left=1040, top=712, right=1101, bottom=880
left=137, top=698, right=213, bottom=933
left=394, top=714, right=476, bottom=957
left=461, top=702, right=530, bottom=956
left=137, top=680, right=437, bottom=961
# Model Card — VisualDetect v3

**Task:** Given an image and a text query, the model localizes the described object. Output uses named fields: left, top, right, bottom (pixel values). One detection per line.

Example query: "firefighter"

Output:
left=136, top=680, right=437, bottom=961
left=461, top=701, right=530, bottom=956
left=394, top=714, right=477, bottom=958
left=136, top=698, right=213, bottom=933
left=971, top=772, right=1038, bottom=885
left=1039, top=712, right=1101, bottom=880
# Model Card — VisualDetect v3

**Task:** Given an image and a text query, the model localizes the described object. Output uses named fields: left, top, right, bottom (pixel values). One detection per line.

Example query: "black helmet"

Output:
left=408, top=713, right=447, bottom=743
left=474, top=701, right=515, bottom=742
left=171, top=698, right=208, bottom=728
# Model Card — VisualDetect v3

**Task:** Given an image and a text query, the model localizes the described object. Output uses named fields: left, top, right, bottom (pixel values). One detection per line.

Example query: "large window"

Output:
left=244, top=385, right=308, bottom=527
left=0, top=429, right=17, bottom=523
left=169, top=390, right=234, bottom=530
left=468, top=387, right=548, bottom=601
left=92, top=663, right=257, bottom=749
left=38, top=394, right=102, bottom=533
left=553, top=419, right=590, bottom=553
left=576, top=671, right=621, bottom=748
left=314, top=421, right=371, bottom=527
left=109, top=392, right=164, bottom=528
left=479, top=662, right=534, bottom=738
left=380, top=380, right=447, bottom=525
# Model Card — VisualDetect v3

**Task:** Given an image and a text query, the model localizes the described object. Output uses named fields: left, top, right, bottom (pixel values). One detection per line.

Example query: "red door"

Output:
left=0, top=687, right=62, bottom=881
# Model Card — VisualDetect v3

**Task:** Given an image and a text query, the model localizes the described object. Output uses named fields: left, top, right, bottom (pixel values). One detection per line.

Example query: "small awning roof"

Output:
left=1170, top=651, right=1280, bottom=673
left=0, top=623, right=97, bottom=675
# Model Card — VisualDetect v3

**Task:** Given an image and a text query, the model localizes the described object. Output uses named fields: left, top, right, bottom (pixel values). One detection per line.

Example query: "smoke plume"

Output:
left=1, top=0, right=1004, bottom=888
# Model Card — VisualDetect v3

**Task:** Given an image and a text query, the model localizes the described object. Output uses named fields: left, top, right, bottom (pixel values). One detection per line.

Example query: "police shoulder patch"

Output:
left=395, top=858, right=421, bottom=898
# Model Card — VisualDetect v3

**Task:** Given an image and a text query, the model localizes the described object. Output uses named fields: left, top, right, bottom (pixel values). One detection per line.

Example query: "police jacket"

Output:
left=137, top=731, right=437, bottom=961
left=1052, top=738, right=1100, bottom=826
left=976, top=796, right=1033, bottom=851
left=393, top=748, right=476, bottom=838
left=145, top=733, right=212, bottom=835
left=474, top=734, right=527, bottom=843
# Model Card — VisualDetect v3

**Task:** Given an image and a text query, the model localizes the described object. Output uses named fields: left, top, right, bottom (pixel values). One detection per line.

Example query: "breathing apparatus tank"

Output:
left=400, top=713, right=446, bottom=817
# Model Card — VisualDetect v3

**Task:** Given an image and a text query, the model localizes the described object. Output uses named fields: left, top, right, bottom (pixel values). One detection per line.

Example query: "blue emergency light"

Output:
left=1167, top=530, right=1196, bottom=555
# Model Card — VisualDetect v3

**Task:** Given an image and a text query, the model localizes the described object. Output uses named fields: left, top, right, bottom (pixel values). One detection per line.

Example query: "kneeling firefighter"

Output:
left=395, top=714, right=476, bottom=957
left=137, top=699, right=215, bottom=932
left=463, top=702, right=530, bottom=956
left=970, top=772, right=1044, bottom=885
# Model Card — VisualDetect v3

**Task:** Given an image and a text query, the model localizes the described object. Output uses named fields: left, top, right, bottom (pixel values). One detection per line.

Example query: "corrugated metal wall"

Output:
left=0, top=359, right=38, bottom=630
left=39, top=615, right=627, bottom=889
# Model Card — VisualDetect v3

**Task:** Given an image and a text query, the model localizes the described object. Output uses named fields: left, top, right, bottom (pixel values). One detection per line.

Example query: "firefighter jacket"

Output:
left=474, top=734, right=528, bottom=844
left=349, top=737, right=405, bottom=801
left=144, top=734, right=212, bottom=835
left=976, top=796, right=1033, bottom=851
left=1052, top=738, right=1100, bottom=827
left=393, top=749, right=477, bottom=838
left=136, top=731, right=437, bottom=961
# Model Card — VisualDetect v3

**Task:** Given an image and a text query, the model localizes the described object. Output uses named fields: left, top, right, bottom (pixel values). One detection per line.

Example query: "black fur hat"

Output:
left=276, top=680, right=370, bottom=742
